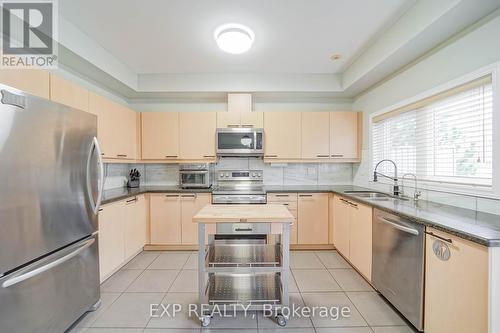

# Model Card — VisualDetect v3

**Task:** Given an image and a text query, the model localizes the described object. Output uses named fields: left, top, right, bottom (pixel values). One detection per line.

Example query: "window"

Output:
left=372, top=75, right=493, bottom=187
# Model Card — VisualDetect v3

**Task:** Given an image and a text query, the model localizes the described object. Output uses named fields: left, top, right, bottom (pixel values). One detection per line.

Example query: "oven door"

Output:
left=216, top=128, right=263, bottom=156
left=180, top=171, right=210, bottom=188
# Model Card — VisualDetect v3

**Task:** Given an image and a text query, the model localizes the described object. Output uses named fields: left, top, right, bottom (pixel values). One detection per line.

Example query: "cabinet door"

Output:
left=49, top=74, right=89, bottom=112
left=425, top=228, right=488, bottom=333
left=124, top=196, right=147, bottom=259
left=118, top=105, right=137, bottom=160
left=333, top=196, right=350, bottom=256
left=330, top=112, right=359, bottom=159
left=0, top=68, right=49, bottom=99
left=89, top=92, right=119, bottom=158
left=268, top=194, right=298, bottom=244
left=180, top=193, right=211, bottom=244
left=142, top=112, right=179, bottom=159
left=297, top=193, right=329, bottom=244
left=179, top=112, right=216, bottom=160
left=301, top=112, right=330, bottom=159
left=150, top=194, right=181, bottom=244
left=264, top=112, right=301, bottom=159
left=349, top=201, right=372, bottom=280
left=217, top=111, right=240, bottom=128
left=240, top=111, right=263, bottom=128
left=98, top=201, right=125, bottom=281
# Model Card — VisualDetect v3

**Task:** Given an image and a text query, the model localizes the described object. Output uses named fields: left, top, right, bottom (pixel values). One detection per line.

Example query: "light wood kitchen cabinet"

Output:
left=0, top=68, right=49, bottom=99
left=268, top=193, right=298, bottom=244
left=264, top=112, right=301, bottom=160
left=301, top=112, right=330, bottom=159
left=150, top=194, right=182, bottom=244
left=98, top=200, right=125, bottom=282
left=141, top=112, right=179, bottom=159
left=89, top=92, right=136, bottom=160
left=179, top=112, right=216, bottom=160
left=124, top=195, right=147, bottom=259
left=218, top=94, right=263, bottom=128
left=332, top=195, right=351, bottom=255
left=348, top=200, right=372, bottom=280
left=297, top=193, right=329, bottom=244
left=330, top=112, right=359, bottom=159
left=240, top=110, right=263, bottom=128
left=49, top=74, right=89, bottom=112
left=180, top=193, right=211, bottom=244
left=425, top=227, right=488, bottom=333
left=332, top=195, right=372, bottom=280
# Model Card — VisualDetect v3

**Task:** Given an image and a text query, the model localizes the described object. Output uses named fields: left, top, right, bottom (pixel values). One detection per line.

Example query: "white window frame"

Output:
left=369, top=62, right=500, bottom=198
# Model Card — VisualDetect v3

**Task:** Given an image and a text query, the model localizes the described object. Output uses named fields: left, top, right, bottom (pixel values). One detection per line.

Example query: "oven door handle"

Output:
left=180, top=170, right=208, bottom=174
left=379, top=217, right=419, bottom=236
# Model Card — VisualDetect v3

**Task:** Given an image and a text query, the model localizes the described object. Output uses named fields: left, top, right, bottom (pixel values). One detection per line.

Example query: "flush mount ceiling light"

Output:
left=214, top=23, right=255, bottom=54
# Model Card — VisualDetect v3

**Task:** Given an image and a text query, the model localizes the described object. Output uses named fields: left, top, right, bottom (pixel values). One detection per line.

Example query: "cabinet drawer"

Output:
left=267, top=193, right=298, bottom=202
left=268, top=201, right=297, bottom=211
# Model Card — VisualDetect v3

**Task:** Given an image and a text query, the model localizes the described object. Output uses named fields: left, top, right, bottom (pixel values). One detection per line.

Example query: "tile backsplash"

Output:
left=103, top=158, right=353, bottom=190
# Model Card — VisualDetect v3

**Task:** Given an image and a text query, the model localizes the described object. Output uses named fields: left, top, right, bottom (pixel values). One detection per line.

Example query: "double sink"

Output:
left=344, top=190, right=409, bottom=203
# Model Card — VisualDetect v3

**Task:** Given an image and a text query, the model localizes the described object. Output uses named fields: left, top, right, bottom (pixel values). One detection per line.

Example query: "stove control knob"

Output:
left=225, top=172, right=230, bottom=177
left=252, top=172, right=257, bottom=177
left=220, top=173, right=224, bottom=178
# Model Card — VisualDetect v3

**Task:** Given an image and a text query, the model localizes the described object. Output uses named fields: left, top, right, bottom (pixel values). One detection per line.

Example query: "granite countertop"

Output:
left=101, top=184, right=500, bottom=247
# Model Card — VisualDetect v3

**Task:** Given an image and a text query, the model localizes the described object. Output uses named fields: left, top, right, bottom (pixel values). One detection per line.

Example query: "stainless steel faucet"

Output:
left=373, top=159, right=400, bottom=196
left=402, top=173, right=422, bottom=201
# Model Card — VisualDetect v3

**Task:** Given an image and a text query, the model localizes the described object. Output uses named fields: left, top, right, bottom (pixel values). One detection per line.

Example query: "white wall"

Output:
left=352, top=11, right=500, bottom=195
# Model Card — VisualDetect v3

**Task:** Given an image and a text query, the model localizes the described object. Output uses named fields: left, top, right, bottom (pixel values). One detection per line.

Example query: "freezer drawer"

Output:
left=0, top=235, right=100, bottom=333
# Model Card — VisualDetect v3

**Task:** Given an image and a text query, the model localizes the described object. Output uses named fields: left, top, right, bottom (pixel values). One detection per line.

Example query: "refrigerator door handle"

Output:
left=2, top=238, right=96, bottom=288
left=87, top=137, right=105, bottom=214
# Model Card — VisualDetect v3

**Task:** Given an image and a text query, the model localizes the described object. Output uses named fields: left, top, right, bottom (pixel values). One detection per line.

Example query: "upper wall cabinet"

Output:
left=0, top=68, right=49, bottom=99
left=330, top=112, right=360, bottom=160
left=49, top=74, right=89, bottom=112
left=217, top=93, right=263, bottom=128
left=141, top=112, right=180, bottom=160
left=89, top=92, right=136, bottom=160
left=301, top=112, right=330, bottom=159
left=264, top=112, right=301, bottom=160
left=179, top=112, right=217, bottom=161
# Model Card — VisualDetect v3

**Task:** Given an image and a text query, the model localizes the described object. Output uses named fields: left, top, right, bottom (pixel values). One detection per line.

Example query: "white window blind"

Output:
left=372, top=75, right=493, bottom=187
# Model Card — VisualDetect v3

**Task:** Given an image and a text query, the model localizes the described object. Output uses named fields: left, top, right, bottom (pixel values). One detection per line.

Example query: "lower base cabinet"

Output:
left=332, top=195, right=372, bottom=280
left=297, top=193, right=329, bottom=244
left=267, top=193, right=298, bottom=244
left=150, top=193, right=212, bottom=245
left=424, top=227, right=488, bottom=333
left=98, top=195, right=147, bottom=282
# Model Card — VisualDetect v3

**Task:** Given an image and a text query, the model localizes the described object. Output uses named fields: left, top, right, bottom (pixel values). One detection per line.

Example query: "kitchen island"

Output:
left=192, top=204, right=295, bottom=327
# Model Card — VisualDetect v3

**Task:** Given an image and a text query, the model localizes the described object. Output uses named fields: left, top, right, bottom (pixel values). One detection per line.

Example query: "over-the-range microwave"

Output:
left=216, top=128, right=264, bottom=157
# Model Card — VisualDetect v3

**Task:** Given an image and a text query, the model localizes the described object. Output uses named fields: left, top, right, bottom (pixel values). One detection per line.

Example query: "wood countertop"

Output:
left=192, top=204, right=295, bottom=224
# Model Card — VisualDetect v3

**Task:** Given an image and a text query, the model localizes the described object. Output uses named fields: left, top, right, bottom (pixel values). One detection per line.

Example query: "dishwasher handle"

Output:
left=379, top=216, right=419, bottom=235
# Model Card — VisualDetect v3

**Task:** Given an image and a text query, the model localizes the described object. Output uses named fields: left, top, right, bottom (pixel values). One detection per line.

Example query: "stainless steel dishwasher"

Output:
left=372, top=209, right=425, bottom=331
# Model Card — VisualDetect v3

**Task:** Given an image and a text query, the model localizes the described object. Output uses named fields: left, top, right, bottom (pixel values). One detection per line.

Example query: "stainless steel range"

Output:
left=212, top=169, right=266, bottom=204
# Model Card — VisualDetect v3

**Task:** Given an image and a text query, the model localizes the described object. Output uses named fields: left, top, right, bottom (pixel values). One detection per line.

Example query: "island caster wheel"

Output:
left=276, top=313, right=286, bottom=327
left=201, top=315, right=211, bottom=327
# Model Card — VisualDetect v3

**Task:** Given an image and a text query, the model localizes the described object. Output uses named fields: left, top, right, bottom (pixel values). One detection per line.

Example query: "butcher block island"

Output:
left=193, top=204, right=295, bottom=327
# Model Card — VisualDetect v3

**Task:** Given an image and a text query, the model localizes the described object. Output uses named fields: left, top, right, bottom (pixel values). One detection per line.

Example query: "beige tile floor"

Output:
left=69, top=251, right=417, bottom=333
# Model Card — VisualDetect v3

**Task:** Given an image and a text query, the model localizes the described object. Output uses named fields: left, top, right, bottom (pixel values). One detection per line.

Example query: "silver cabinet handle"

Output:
left=116, top=154, right=128, bottom=157
left=299, top=194, right=313, bottom=197
left=2, top=238, right=95, bottom=288
left=317, top=154, right=329, bottom=158
left=86, top=137, right=104, bottom=215
left=165, top=194, right=180, bottom=198
left=181, top=194, right=197, bottom=199
left=331, top=154, right=344, bottom=158
left=203, top=155, right=215, bottom=158
left=227, top=124, right=240, bottom=128
left=425, top=231, right=453, bottom=244
left=265, top=155, right=278, bottom=158
left=241, top=124, right=254, bottom=128
left=165, top=155, right=178, bottom=158
left=379, top=217, right=419, bottom=235
left=234, top=228, right=252, bottom=232
left=126, top=197, right=138, bottom=203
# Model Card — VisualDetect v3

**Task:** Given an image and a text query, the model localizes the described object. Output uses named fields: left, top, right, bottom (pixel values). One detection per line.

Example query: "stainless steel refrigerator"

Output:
left=0, top=84, right=104, bottom=332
